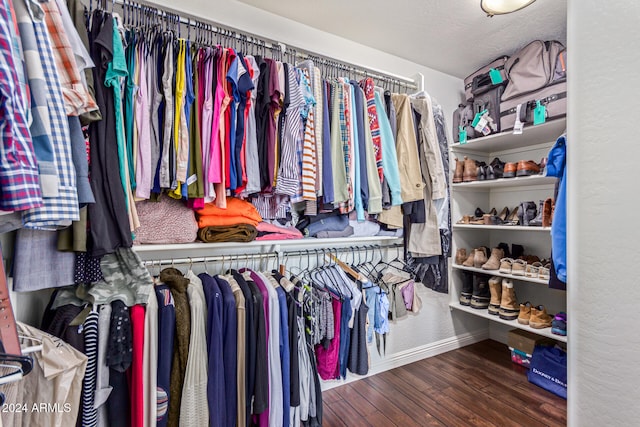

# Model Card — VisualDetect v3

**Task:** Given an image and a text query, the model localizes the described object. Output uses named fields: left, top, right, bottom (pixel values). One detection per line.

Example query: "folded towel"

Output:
left=196, top=198, right=262, bottom=228
left=316, top=226, right=354, bottom=239
left=197, top=224, right=258, bottom=243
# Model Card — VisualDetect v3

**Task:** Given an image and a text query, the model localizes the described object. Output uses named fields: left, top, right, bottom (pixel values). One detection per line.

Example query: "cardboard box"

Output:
left=507, top=329, right=555, bottom=355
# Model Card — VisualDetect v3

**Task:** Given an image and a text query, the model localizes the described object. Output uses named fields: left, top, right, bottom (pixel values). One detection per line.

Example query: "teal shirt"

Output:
left=104, top=20, right=129, bottom=208
left=374, top=92, right=403, bottom=206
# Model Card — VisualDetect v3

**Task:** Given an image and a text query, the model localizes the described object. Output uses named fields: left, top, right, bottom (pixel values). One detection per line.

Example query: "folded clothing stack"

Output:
left=194, top=198, right=262, bottom=243
left=256, top=222, right=303, bottom=241
left=134, top=197, right=198, bottom=244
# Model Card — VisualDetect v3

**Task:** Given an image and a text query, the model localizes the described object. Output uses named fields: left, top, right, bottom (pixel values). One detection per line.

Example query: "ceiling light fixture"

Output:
left=481, top=0, right=536, bottom=16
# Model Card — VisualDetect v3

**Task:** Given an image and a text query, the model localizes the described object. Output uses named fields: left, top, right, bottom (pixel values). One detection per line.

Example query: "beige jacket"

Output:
left=391, top=94, right=425, bottom=203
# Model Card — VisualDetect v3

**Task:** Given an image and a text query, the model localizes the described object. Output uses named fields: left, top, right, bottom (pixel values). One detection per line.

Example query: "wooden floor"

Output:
left=322, top=340, right=567, bottom=427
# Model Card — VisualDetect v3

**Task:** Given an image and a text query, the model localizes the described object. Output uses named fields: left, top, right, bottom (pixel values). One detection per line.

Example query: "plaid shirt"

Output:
left=0, top=2, right=43, bottom=212
left=41, top=0, right=98, bottom=117
left=16, top=0, right=79, bottom=228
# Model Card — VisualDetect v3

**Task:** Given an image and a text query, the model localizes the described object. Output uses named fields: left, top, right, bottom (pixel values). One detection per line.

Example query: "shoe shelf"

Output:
left=452, top=264, right=550, bottom=285
left=453, top=224, right=551, bottom=232
left=452, top=175, right=556, bottom=189
left=450, top=302, right=567, bottom=343
left=450, top=118, right=566, bottom=154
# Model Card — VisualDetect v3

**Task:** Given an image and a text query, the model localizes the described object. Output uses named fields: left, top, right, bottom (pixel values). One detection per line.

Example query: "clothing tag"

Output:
left=471, top=110, right=487, bottom=128
left=459, top=126, right=467, bottom=144
left=186, top=174, right=198, bottom=185
left=474, top=114, right=489, bottom=133
left=513, top=104, right=524, bottom=135
left=533, top=101, right=547, bottom=125
left=489, top=68, right=504, bottom=85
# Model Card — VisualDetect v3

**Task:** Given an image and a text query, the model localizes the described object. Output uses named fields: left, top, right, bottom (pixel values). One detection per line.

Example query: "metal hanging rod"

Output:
left=101, top=0, right=418, bottom=89
left=141, top=243, right=403, bottom=267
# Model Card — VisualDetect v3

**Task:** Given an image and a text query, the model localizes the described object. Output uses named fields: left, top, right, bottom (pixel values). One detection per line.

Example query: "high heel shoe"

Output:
left=504, top=205, right=520, bottom=225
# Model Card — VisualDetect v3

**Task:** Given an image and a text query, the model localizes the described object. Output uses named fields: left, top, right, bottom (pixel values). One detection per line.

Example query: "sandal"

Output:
left=538, top=263, right=551, bottom=281
left=511, top=259, right=527, bottom=276
left=525, top=262, right=543, bottom=278
left=499, top=258, right=513, bottom=274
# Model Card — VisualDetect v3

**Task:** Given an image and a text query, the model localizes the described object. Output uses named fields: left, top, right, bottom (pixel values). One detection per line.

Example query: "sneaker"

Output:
left=529, top=305, right=553, bottom=329
left=552, top=312, right=567, bottom=336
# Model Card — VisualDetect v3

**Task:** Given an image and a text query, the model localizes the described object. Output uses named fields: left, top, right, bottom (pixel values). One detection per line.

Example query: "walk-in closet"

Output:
left=0, top=0, right=637, bottom=426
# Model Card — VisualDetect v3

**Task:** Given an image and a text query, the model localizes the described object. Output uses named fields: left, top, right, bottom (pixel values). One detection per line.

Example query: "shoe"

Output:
left=463, top=157, right=478, bottom=182
left=497, top=242, right=511, bottom=258
left=542, top=198, right=553, bottom=227
left=552, top=312, right=567, bottom=336
left=455, top=248, right=467, bottom=265
left=459, top=271, right=473, bottom=306
left=528, top=200, right=545, bottom=227
left=462, top=251, right=475, bottom=267
left=511, top=259, right=527, bottom=276
left=538, top=157, right=548, bottom=175
left=520, top=201, right=537, bottom=226
left=470, top=274, right=491, bottom=309
left=456, top=215, right=473, bottom=224
left=525, top=262, right=542, bottom=278
left=490, top=157, right=505, bottom=178
left=530, top=305, right=553, bottom=329
left=485, top=165, right=496, bottom=180
left=511, top=244, right=524, bottom=260
left=477, top=165, right=486, bottom=181
left=473, top=247, right=489, bottom=268
left=515, top=160, right=541, bottom=177
left=499, top=258, right=513, bottom=274
left=488, top=276, right=502, bottom=315
left=482, top=247, right=504, bottom=271
left=504, top=205, right=520, bottom=225
left=499, top=279, right=519, bottom=320
left=453, top=157, right=464, bottom=183
left=517, top=301, right=533, bottom=325
left=538, top=263, right=551, bottom=281
left=503, top=162, right=517, bottom=178
left=519, top=254, right=541, bottom=265
left=497, top=207, right=510, bottom=222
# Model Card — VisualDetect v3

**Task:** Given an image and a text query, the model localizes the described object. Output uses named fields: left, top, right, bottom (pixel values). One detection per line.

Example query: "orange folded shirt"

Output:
left=196, top=197, right=262, bottom=228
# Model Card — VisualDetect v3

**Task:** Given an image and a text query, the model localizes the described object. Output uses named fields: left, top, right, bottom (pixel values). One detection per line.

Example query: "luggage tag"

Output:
left=489, top=68, right=504, bottom=85
left=473, top=110, right=490, bottom=134
left=513, top=104, right=525, bottom=135
left=533, top=100, right=547, bottom=125
left=471, top=109, right=487, bottom=128
left=458, top=126, right=467, bottom=144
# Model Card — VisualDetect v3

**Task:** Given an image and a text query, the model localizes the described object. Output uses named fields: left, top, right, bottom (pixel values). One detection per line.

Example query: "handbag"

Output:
left=527, top=345, right=567, bottom=399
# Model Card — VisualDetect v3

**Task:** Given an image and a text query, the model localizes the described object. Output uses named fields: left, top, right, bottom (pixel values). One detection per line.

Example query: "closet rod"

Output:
left=107, top=0, right=417, bottom=89
left=141, top=243, right=402, bottom=267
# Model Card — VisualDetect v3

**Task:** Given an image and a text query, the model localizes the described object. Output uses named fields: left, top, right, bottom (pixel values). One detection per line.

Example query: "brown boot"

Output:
left=518, top=301, right=532, bottom=325
left=463, top=156, right=478, bottom=182
left=499, top=279, right=519, bottom=320
left=542, top=198, right=553, bottom=227
left=462, top=251, right=475, bottom=267
left=530, top=305, right=553, bottom=329
left=488, top=277, right=502, bottom=315
left=453, top=157, right=464, bottom=183
left=482, top=248, right=504, bottom=270
left=473, top=247, right=488, bottom=268
left=455, top=248, right=467, bottom=265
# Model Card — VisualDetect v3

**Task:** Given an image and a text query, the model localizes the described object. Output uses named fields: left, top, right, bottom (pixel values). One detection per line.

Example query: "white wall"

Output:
left=567, top=1, right=640, bottom=425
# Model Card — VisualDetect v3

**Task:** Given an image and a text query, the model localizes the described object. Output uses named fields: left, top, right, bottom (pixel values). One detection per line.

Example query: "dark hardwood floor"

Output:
left=322, top=340, right=567, bottom=427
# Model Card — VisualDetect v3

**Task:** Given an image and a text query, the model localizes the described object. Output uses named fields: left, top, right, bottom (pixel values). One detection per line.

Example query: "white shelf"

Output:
left=451, top=264, right=551, bottom=285
left=452, top=174, right=555, bottom=189
left=450, top=118, right=566, bottom=154
left=133, top=236, right=403, bottom=259
left=453, top=224, right=551, bottom=232
left=450, top=302, right=567, bottom=343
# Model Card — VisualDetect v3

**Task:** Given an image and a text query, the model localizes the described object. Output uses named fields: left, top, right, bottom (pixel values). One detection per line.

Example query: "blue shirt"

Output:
left=374, top=92, right=403, bottom=206
left=547, top=135, right=567, bottom=283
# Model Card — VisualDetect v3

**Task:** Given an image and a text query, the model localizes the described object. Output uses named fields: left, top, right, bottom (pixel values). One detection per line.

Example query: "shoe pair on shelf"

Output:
left=456, top=246, right=501, bottom=270
left=499, top=257, right=550, bottom=281
left=503, top=158, right=547, bottom=178
left=517, top=302, right=556, bottom=329
left=459, top=274, right=519, bottom=320
left=453, top=156, right=506, bottom=183
left=457, top=199, right=553, bottom=227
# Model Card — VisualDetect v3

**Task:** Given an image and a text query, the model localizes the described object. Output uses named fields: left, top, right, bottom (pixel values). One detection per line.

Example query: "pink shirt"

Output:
left=135, top=45, right=152, bottom=199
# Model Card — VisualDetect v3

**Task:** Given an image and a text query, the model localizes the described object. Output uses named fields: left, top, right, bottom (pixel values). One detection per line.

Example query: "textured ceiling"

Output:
left=236, top=0, right=567, bottom=78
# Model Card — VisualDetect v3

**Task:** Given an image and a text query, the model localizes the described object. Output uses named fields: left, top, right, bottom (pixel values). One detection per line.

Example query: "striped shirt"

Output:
left=0, top=1, right=43, bottom=211
left=81, top=310, right=99, bottom=427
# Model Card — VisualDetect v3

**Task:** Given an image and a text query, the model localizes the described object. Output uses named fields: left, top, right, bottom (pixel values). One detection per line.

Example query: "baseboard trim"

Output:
left=321, top=328, right=490, bottom=390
